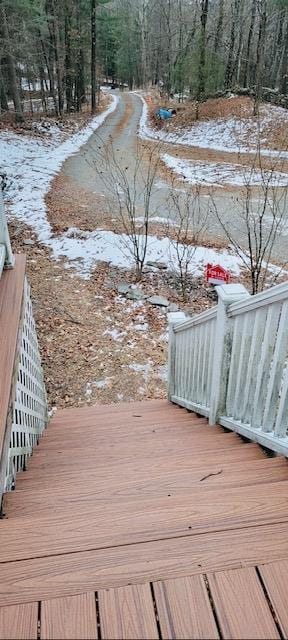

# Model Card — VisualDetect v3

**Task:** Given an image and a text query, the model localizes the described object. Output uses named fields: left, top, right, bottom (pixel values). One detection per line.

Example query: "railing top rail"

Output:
left=228, top=279, right=288, bottom=317
left=173, top=306, right=217, bottom=333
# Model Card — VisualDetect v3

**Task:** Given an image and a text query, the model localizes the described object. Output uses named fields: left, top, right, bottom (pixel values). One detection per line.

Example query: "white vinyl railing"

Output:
left=168, top=281, right=288, bottom=456
left=4, top=279, right=48, bottom=491
left=169, top=308, right=217, bottom=417
left=0, top=278, right=48, bottom=503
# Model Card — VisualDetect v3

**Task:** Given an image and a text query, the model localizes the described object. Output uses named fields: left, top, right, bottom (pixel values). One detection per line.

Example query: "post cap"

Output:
left=215, top=283, right=250, bottom=305
left=168, top=311, right=186, bottom=325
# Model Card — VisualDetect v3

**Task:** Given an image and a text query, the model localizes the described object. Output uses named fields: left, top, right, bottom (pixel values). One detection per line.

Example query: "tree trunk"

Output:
left=76, top=49, right=86, bottom=110
left=0, top=67, right=8, bottom=112
left=91, top=0, right=97, bottom=113
left=75, top=4, right=86, bottom=111
left=270, top=11, right=283, bottom=88
left=214, top=0, right=224, bottom=53
left=242, top=0, right=256, bottom=87
left=224, top=0, right=240, bottom=89
left=39, top=63, right=47, bottom=113
left=39, top=33, right=58, bottom=115
left=51, top=0, right=64, bottom=115
left=65, top=3, right=73, bottom=113
left=279, top=16, right=288, bottom=94
left=234, top=0, right=244, bottom=84
left=0, top=1, right=24, bottom=121
left=254, top=0, right=266, bottom=115
left=197, top=0, right=209, bottom=104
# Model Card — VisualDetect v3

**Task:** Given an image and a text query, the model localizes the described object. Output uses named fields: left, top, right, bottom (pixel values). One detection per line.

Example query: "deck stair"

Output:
left=1, top=399, right=288, bottom=638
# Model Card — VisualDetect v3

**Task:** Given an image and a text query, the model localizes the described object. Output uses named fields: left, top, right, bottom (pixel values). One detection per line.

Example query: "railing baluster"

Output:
left=226, top=316, right=241, bottom=417
left=251, top=303, right=281, bottom=429
left=262, top=301, right=288, bottom=432
left=201, top=323, right=209, bottom=406
left=196, top=325, right=203, bottom=403
left=240, top=308, right=266, bottom=424
left=233, top=313, right=254, bottom=421
left=274, top=366, right=288, bottom=437
left=193, top=326, right=201, bottom=401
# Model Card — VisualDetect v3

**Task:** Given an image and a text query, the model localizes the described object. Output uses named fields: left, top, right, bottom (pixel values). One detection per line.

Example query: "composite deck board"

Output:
left=24, top=432, right=244, bottom=458
left=259, top=560, right=288, bottom=638
left=42, top=424, right=220, bottom=443
left=10, top=459, right=288, bottom=503
left=1, top=523, right=288, bottom=607
left=41, top=593, right=97, bottom=640
left=208, top=567, right=279, bottom=639
left=15, top=442, right=265, bottom=470
left=2, top=481, right=288, bottom=561
left=98, top=584, right=158, bottom=639
left=4, top=465, right=288, bottom=519
left=0, top=255, right=26, bottom=459
left=1, top=400, right=288, bottom=638
left=0, top=602, right=37, bottom=639
left=153, top=575, right=219, bottom=639
left=50, top=399, right=181, bottom=420
left=13, top=444, right=266, bottom=490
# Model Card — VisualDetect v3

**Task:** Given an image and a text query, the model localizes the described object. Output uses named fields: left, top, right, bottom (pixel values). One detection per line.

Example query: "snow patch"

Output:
left=50, top=227, right=243, bottom=278
left=162, top=153, right=288, bottom=187
left=129, top=363, right=151, bottom=383
left=103, top=328, right=127, bottom=341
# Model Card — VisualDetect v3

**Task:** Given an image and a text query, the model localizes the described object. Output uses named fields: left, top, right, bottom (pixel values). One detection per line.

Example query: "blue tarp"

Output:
left=156, top=108, right=173, bottom=120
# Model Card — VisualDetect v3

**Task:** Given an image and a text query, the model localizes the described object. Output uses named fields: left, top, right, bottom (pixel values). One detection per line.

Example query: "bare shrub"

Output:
left=166, top=182, right=211, bottom=300
left=88, top=137, right=161, bottom=280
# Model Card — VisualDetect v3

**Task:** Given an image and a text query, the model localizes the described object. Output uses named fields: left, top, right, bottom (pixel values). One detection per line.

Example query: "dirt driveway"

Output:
left=60, top=91, right=287, bottom=262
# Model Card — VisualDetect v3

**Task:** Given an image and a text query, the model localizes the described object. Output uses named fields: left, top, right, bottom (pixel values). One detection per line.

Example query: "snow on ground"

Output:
left=1, top=93, right=119, bottom=242
left=103, top=328, right=127, bottom=341
left=138, top=94, right=288, bottom=158
left=51, top=227, right=243, bottom=279
left=1, top=92, right=243, bottom=280
left=129, top=362, right=168, bottom=384
left=162, top=153, right=288, bottom=187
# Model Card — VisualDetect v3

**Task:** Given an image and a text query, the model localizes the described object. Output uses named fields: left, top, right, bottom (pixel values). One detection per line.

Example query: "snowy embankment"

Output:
left=138, top=94, right=288, bottom=158
left=1, top=92, right=242, bottom=279
left=137, top=94, right=288, bottom=190
left=162, top=153, right=288, bottom=188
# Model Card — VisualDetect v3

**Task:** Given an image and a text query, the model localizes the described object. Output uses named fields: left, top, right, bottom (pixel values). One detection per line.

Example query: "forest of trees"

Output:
left=1, top=0, right=288, bottom=122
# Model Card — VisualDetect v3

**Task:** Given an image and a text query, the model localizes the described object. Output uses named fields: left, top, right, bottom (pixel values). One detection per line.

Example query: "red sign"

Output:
left=205, top=263, right=231, bottom=285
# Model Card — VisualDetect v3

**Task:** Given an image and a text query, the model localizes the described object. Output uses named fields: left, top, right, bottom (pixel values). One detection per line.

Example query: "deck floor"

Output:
left=1, top=399, right=288, bottom=638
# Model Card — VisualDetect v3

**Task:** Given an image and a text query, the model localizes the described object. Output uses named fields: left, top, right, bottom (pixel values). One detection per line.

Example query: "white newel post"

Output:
left=209, top=284, right=249, bottom=425
left=168, top=311, right=186, bottom=400
left=0, top=189, right=14, bottom=269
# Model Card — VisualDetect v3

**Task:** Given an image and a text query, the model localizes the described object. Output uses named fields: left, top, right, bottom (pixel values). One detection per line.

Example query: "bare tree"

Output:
left=89, top=138, right=162, bottom=280
left=196, top=0, right=209, bottom=111
left=166, top=184, right=211, bottom=300
left=253, top=0, right=267, bottom=116
left=212, top=144, right=288, bottom=294
left=0, top=0, right=23, bottom=122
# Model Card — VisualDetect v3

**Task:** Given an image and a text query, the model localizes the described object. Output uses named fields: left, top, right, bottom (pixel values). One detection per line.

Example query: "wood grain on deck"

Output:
left=1, top=400, right=288, bottom=638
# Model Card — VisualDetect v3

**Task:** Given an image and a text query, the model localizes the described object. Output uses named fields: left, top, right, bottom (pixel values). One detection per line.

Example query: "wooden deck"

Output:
left=1, top=399, right=288, bottom=638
